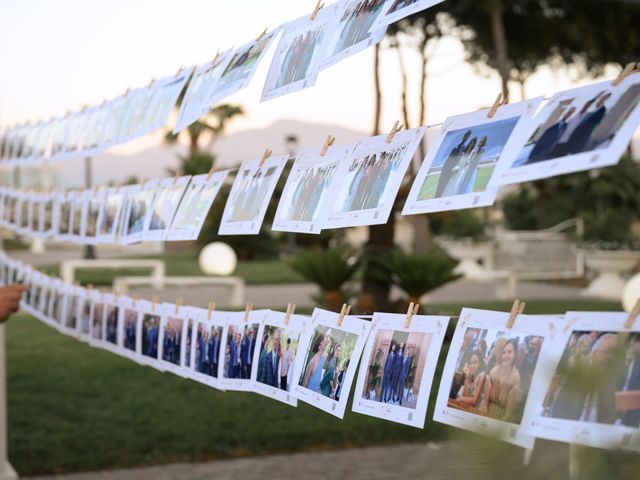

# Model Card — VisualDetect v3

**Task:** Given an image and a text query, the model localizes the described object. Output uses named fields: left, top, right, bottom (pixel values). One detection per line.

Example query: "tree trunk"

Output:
left=412, top=36, right=431, bottom=255
left=360, top=42, right=394, bottom=313
left=395, top=40, right=411, bottom=130
left=373, top=43, right=382, bottom=136
left=490, top=5, right=510, bottom=100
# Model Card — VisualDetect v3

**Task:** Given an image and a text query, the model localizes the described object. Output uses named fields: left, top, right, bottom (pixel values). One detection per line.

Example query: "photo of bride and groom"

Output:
left=416, top=117, right=520, bottom=201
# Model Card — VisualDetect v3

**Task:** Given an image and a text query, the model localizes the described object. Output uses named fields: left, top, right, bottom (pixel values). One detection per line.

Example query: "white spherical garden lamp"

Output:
left=199, top=242, right=237, bottom=276
left=622, top=273, right=640, bottom=312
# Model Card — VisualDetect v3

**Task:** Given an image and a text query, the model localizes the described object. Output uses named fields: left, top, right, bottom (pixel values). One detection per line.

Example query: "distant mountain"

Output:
left=63, top=119, right=368, bottom=188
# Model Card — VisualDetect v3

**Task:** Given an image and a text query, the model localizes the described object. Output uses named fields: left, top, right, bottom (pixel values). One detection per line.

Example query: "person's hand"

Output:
left=0, top=284, right=27, bottom=324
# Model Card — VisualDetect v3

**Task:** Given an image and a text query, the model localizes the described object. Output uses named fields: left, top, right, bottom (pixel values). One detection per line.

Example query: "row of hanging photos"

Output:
left=3, top=251, right=640, bottom=457
left=2, top=61, right=640, bottom=244
left=0, top=0, right=447, bottom=165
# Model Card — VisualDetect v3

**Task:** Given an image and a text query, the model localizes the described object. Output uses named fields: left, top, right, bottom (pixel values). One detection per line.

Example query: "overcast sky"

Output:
left=0, top=0, right=618, bottom=154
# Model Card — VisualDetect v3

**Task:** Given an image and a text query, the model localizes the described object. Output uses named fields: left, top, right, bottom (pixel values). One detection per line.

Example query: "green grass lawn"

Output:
left=39, top=252, right=305, bottom=287
left=5, top=299, right=628, bottom=475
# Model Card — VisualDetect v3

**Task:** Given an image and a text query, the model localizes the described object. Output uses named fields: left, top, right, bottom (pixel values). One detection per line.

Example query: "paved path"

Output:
left=26, top=439, right=638, bottom=480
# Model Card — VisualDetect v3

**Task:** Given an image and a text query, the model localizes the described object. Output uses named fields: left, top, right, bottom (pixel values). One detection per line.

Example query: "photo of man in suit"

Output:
left=262, top=329, right=281, bottom=388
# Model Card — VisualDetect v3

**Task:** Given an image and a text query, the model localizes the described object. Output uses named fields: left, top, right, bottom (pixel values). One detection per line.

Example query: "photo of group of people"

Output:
left=161, top=315, right=184, bottom=367
left=326, top=0, right=387, bottom=64
left=415, top=118, right=519, bottom=201
left=91, top=298, right=105, bottom=341
left=122, top=307, right=138, bottom=354
left=141, top=312, right=161, bottom=360
left=338, top=146, right=406, bottom=213
left=124, top=188, right=154, bottom=238
left=362, top=329, right=431, bottom=409
left=274, top=27, right=325, bottom=90
left=447, top=327, right=543, bottom=425
left=222, top=323, right=259, bottom=381
left=513, top=83, right=640, bottom=168
left=193, top=322, right=222, bottom=378
left=256, top=325, right=299, bottom=391
left=284, top=163, right=337, bottom=223
left=228, top=167, right=278, bottom=223
left=542, top=330, right=640, bottom=428
left=298, top=325, right=356, bottom=401
left=167, top=173, right=227, bottom=241
left=215, top=34, right=276, bottom=94
left=104, top=302, right=118, bottom=347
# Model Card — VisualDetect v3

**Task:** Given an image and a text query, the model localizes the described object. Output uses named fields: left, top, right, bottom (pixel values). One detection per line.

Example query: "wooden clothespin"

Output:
left=337, top=303, right=351, bottom=327
left=506, top=299, right=525, bottom=329
left=487, top=92, right=508, bottom=118
left=206, top=165, right=218, bottom=181
left=259, top=149, right=272, bottom=168
left=244, top=302, right=254, bottom=322
left=175, top=297, right=183, bottom=315
left=309, top=0, right=324, bottom=21
left=173, top=169, right=183, bottom=185
left=613, top=62, right=638, bottom=87
left=175, top=65, right=184, bottom=77
left=625, top=298, right=640, bottom=329
left=151, top=295, right=159, bottom=312
left=148, top=77, right=156, bottom=87
left=207, top=301, right=216, bottom=320
left=319, top=135, right=335, bottom=156
left=140, top=178, right=147, bottom=190
left=124, top=87, right=131, bottom=97
left=212, top=50, right=221, bottom=64
left=256, top=28, right=268, bottom=42
left=403, top=302, right=420, bottom=329
left=385, top=121, right=403, bottom=143
left=284, top=303, right=296, bottom=325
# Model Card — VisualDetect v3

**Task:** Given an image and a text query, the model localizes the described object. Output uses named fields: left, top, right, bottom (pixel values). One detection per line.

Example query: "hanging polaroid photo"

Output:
left=323, top=127, right=426, bottom=229
left=15, top=191, right=30, bottom=236
left=81, top=189, right=104, bottom=245
left=49, top=114, right=72, bottom=162
left=173, top=50, right=235, bottom=133
left=100, top=93, right=140, bottom=148
left=88, top=289, right=107, bottom=347
left=59, top=284, right=80, bottom=336
left=34, top=274, right=54, bottom=325
left=434, top=307, right=562, bottom=448
left=27, top=192, right=42, bottom=237
left=372, top=0, right=446, bottom=29
left=403, top=98, right=542, bottom=215
left=23, top=270, right=42, bottom=319
left=291, top=308, right=372, bottom=418
left=207, top=29, right=280, bottom=105
left=218, top=309, right=267, bottom=391
left=47, top=278, right=66, bottom=331
left=31, top=120, right=54, bottom=163
left=120, top=180, right=159, bottom=245
left=96, top=186, right=128, bottom=244
left=136, top=299, right=164, bottom=369
left=272, top=143, right=354, bottom=234
left=60, top=110, right=89, bottom=160
left=319, top=0, right=388, bottom=70
left=493, top=74, right=640, bottom=185
left=521, top=312, right=640, bottom=452
left=166, top=171, right=229, bottom=241
left=68, top=190, right=85, bottom=242
left=3, top=192, right=17, bottom=228
left=352, top=311, right=448, bottom=428
left=142, top=175, right=191, bottom=242
left=77, top=287, right=94, bottom=342
left=101, top=293, right=120, bottom=352
left=117, top=295, right=141, bottom=362
left=9, top=125, right=28, bottom=164
left=218, top=154, right=288, bottom=235
left=261, top=5, right=339, bottom=102
left=157, top=302, right=189, bottom=377
left=187, top=307, right=226, bottom=388
left=137, top=68, right=194, bottom=138
left=252, top=309, right=309, bottom=407
left=40, top=193, right=55, bottom=238
left=78, top=104, right=108, bottom=157
left=19, top=123, right=39, bottom=164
